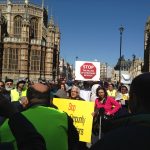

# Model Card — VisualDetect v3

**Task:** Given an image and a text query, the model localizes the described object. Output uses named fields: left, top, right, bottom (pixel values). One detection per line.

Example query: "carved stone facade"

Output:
left=128, top=57, right=143, bottom=78
left=100, top=63, right=107, bottom=81
left=143, top=17, right=150, bottom=72
left=59, top=58, right=73, bottom=81
left=0, top=0, right=60, bottom=82
left=114, top=55, right=131, bottom=71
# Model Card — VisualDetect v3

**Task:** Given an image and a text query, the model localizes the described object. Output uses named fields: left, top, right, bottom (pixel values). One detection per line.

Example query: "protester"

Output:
left=90, top=81, right=100, bottom=102
left=5, top=79, right=14, bottom=92
left=53, top=89, right=68, bottom=99
left=107, top=83, right=117, bottom=99
left=0, top=80, right=5, bottom=91
left=69, top=85, right=89, bottom=150
left=80, top=81, right=91, bottom=101
left=115, top=85, right=129, bottom=117
left=116, top=85, right=129, bottom=104
left=0, top=80, right=10, bottom=125
left=59, top=78, right=69, bottom=92
left=92, top=86, right=121, bottom=137
left=70, top=85, right=84, bottom=100
left=90, top=73, right=150, bottom=150
left=58, top=82, right=67, bottom=91
left=0, top=93, right=46, bottom=150
left=94, top=87, right=121, bottom=117
left=0, top=83, right=79, bottom=150
left=0, top=80, right=10, bottom=101
left=10, top=79, right=27, bottom=102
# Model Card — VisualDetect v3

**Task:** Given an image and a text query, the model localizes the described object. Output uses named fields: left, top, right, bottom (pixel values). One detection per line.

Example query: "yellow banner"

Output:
left=53, top=98, right=94, bottom=143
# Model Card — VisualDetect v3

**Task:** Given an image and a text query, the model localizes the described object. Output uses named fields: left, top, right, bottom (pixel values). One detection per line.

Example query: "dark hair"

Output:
left=96, top=86, right=107, bottom=98
left=17, top=81, right=26, bottom=88
left=5, top=79, right=13, bottom=83
left=121, top=85, right=128, bottom=92
left=27, top=86, right=50, bottom=101
left=108, top=83, right=114, bottom=88
left=58, top=83, right=66, bottom=91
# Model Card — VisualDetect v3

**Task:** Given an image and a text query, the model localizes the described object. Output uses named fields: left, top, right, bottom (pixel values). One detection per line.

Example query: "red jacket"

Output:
left=95, top=96, right=121, bottom=115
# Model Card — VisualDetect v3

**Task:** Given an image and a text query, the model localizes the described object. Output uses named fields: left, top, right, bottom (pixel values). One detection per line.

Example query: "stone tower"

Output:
left=0, top=0, right=60, bottom=82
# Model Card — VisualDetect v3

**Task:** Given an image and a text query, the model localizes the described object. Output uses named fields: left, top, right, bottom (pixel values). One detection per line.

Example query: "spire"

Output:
left=7, top=0, right=12, bottom=5
left=47, top=5, right=48, bottom=13
left=55, top=18, right=60, bottom=33
left=7, top=0, right=12, bottom=12
left=48, top=7, right=55, bottom=30
left=49, top=7, right=54, bottom=25
left=48, top=15, right=54, bottom=27
left=42, top=0, right=44, bottom=9
left=50, top=7, right=53, bottom=19
left=55, top=24, right=60, bottom=33
left=23, top=0, right=29, bottom=24
left=25, top=0, right=29, bottom=5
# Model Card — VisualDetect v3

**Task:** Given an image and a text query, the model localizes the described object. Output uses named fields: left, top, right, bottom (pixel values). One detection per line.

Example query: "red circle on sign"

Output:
left=80, top=63, right=96, bottom=79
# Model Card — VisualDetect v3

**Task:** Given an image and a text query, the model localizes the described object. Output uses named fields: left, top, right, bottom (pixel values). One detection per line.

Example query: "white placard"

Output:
left=75, top=61, right=100, bottom=81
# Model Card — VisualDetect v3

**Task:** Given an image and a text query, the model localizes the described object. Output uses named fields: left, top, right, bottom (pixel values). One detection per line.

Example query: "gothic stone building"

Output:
left=144, top=17, right=150, bottom=72
left=0, top=0, right=60, bottom=82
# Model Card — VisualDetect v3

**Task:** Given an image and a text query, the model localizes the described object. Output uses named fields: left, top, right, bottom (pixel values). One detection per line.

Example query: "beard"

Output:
left=5, top=86, right=13, bottom=91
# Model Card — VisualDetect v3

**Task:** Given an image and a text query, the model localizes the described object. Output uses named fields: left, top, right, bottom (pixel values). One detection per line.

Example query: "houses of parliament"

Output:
left=0, top=0, right=60, bottom=82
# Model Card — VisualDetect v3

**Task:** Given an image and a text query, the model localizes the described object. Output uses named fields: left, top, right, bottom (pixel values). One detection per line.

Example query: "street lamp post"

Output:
left=119, top=25, right=124, bottom=83
left=132, top=54, right=136, bottom=78
left=75, top=56, right=78, bottom=61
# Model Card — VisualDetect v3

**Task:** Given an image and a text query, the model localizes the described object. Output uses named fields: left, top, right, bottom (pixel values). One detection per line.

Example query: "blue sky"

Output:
left=32, top=0, right=150, bottom=67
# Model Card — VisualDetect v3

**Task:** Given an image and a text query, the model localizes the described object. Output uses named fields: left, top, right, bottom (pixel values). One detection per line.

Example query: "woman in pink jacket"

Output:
left=92, top=86, right=121, bottom=138
left=95, top=86, right=121, bottom=117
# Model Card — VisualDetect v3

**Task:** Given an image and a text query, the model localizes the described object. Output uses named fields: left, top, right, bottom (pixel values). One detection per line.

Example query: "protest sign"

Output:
left=53, top=98, right=94, bottom=143
left=75, top=61, right=100, bottom=81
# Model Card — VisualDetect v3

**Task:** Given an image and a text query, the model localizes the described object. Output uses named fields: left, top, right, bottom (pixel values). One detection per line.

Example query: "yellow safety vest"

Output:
left=121, top=93, right=129, bottom=101
left=0, top=106, right=68, bottom=150
left=10, top=88, right=27, bottom=102
left=107, top=90, right=116, bottom=98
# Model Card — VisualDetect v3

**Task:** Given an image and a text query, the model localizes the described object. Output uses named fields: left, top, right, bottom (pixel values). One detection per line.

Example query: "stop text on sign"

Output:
left=68, top=103, right=76, bottom=112
left=82, top=64, right=95, bottom=69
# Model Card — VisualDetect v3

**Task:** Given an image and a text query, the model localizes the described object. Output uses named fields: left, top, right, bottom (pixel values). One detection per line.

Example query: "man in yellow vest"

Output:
left=0, top=93, right=46, bottom=149
left=10, top=80, right=27, bottom=102
left=0, top=83, right=79, bottom=150
left=107, top=83, right=117, bottom=99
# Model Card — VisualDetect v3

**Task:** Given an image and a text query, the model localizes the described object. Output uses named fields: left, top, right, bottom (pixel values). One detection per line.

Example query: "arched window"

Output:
left=30, top=18, right=38, bottom=39
left=14, top=16, right=22, bottom=38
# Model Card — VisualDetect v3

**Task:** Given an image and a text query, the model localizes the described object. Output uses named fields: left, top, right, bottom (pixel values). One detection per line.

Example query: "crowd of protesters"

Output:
left=0, top=73, right=150, bottom=150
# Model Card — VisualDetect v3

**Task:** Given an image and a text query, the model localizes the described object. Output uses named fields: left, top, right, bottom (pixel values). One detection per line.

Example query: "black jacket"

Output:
left=90, top=114, right=150, bottom=150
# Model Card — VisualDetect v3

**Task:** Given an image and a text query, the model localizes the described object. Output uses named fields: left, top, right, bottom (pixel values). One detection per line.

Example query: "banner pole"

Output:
left=98, top=116, right=101, bottom=140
